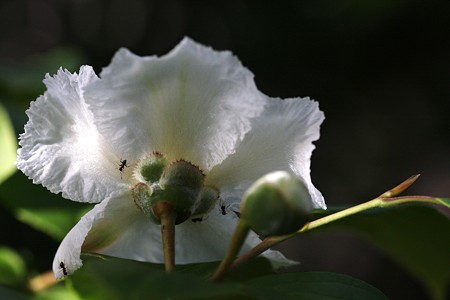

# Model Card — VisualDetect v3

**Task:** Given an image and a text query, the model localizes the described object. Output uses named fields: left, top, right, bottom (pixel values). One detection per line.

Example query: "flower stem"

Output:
left=210, top=219, right=250, bottom=282
left=154, top=202, right=176, bottom=272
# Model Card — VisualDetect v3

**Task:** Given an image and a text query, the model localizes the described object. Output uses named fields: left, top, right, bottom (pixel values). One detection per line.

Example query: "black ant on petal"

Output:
left=59, top=261, right=68, bottom=276
left=118, top=159, right=129, bottom=179
left=219, top=199, right=230, bottom=216
left=220, top=204, right=227, bottom=215
left=219, top=200, right=241, bottom=218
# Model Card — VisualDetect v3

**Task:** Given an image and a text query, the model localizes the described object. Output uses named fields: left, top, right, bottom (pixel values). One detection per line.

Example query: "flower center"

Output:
left=131, top=152, right=219, bottom=224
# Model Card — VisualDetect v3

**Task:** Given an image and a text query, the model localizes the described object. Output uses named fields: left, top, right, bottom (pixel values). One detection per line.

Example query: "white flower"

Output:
left=17, top=38, right=325, bottom=279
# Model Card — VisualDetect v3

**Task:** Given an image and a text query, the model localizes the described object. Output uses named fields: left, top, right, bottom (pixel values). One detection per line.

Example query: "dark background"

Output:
left=1, top=1, right=449, bottom=299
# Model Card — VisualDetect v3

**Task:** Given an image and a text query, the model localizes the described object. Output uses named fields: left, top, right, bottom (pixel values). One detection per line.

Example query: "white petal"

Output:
left=207, top=97, right=326, bottom=209
left=52, top=191, right=140, bottom=278
left=175, top=206, right=296, bottom=268
left=54, top=197, right=293, bottom=278
left=85, top=37, right=265, bottom=170
left=17, top=67, right=127, bottom=203
left=96, top=203, right=295, bottom=268
left=53, top=199, right=102, bottom=279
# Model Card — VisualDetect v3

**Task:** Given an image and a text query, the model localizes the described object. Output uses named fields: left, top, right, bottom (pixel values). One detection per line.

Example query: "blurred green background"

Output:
left=1, top=0, right=449, bottom=299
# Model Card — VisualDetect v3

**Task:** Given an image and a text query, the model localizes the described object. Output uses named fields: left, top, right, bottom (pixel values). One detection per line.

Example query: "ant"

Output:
left=220, top=204, right=227, bottom=215
left=219, top=200, right=241, bottom=218
left=59, top=261, right=68, bottom=276
left=219, top=199, right=229, bottom=216
left=118, top=159, right=129, bottom=179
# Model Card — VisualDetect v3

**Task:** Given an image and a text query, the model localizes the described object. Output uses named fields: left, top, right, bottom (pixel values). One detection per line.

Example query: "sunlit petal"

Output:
left=17, top=67, right=126, bottom=203
left=85, top=38, right=265, bottom=171
left=207, top=96, right=326, bottom=209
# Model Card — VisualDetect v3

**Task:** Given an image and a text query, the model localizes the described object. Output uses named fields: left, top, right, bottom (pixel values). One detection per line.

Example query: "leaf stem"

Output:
left=211, top=219, right=250, bottom=282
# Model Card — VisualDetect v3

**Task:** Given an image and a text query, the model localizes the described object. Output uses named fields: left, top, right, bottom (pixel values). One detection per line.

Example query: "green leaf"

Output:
left=0, top=103, right=17, bottom=184
left=246, top=272, right=388, bottom=300
left=68, top=254, right=384, bottom=300
left=0, top=246, right=26, bottom=286
left=436, top=197, right=450, bottom=207
left=175, top=257, right=273, bottom=282
left=33, top=285, right=81, bottom=300
left=130, top=271, right=240, bottom=300
left=70, top=254, right=241, bottom=300
left=0, top=285, right=30, bottom=300
left=0, top=47, right=85, bottom=101
left=225, top=257, right=274, bottom=282
left=0, top=172, right=92, bottom=241
left=320, top=204, right=450, bottom=300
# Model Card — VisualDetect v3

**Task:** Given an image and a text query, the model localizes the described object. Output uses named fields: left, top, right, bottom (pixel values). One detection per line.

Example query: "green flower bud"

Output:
left=153, top=160, right=205, bottom=224
left=138, top=152, right=168, bottom=183
left=241, top=171, right=313, bottom=236
left=133, top=158, right=215, bottom=225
